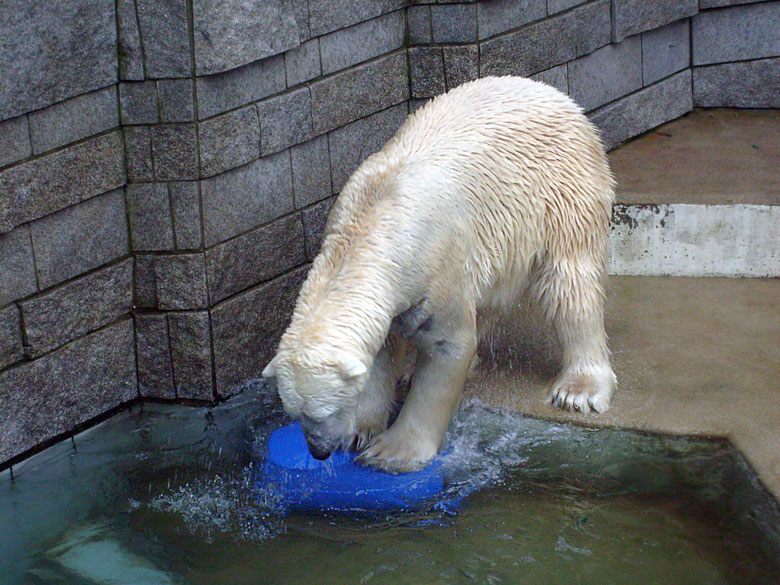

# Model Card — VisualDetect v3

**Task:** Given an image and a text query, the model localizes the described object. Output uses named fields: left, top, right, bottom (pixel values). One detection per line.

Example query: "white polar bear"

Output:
left=263, top=76, right=616, bottom=472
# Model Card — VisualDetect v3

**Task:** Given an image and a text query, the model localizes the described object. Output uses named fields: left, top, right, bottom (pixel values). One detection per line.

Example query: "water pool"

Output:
left=2, top=383, right=779, bottom=585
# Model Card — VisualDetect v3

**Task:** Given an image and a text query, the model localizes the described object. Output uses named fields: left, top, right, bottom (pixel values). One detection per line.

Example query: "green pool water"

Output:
left=2, top=383, right=779, bottom=585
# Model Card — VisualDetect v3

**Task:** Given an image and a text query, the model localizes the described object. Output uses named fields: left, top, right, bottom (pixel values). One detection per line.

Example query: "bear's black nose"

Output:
left=307, top=441, right=333, bottom=460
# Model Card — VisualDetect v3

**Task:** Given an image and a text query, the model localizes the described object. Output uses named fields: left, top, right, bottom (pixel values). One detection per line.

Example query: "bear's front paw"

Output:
left=357, top=427, right=438, bottom=474
left=548, top=366, right=615, bottom=414
left=352, top=423, right=384, bottom=451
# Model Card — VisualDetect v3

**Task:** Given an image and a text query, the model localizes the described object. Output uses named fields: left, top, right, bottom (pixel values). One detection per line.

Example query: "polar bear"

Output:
left=263, top=76, right=616, bottom=472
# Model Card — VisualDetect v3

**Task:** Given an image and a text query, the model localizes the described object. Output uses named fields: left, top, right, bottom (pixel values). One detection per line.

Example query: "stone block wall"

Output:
left=1, top=0, right=778, bottom=467
left=0, top=0, right=132, bottom=465
left=121, top=0, right=411, bottom=412
left=692, top=1, right=780, bottom=107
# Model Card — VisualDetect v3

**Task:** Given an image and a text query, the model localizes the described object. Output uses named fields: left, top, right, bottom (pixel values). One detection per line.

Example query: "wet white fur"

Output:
left=264, top=76, right=617, bottom=471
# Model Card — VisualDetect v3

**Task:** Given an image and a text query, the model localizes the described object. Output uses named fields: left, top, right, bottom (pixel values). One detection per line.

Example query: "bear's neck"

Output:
left=301, top=261, right=400, bottom=361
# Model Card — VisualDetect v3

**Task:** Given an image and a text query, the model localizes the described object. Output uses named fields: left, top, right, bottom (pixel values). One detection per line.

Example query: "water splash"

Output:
left=149, top=463, right=285, bottom=542
left=144, top=396, right=582, bottom=541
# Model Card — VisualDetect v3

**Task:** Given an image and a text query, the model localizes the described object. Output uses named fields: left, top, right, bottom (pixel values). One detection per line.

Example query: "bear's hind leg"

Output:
left=533, top=260, right=616, bottom=413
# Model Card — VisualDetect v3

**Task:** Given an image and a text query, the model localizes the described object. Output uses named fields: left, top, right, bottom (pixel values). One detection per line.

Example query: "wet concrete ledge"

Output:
left=466, top=275, right=780, bottom=504
left=606, top=109, right=780, bottom=278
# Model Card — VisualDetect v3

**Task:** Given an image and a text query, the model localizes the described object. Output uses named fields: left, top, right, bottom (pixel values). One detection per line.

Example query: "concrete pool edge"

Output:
left=466, top=275, right=780, bottom=504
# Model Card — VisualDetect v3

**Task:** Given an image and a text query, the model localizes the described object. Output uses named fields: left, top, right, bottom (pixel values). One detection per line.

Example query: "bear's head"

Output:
left=262, top=348, right=370, bottom=460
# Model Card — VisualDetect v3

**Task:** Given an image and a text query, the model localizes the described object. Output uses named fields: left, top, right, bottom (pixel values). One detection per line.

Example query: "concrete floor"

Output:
left=466, top=276, right=780, bottom=502
left=609, top=109, right=780, bottom=205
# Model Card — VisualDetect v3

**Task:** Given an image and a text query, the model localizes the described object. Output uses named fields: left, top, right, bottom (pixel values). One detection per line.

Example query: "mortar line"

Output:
left=26, top=224, right=41, bottom=295
left=165, top=182, right=179, bottom=249
left=131, top=0, right=149, bottom=79
left=131, top=308, right=141, bottom=399
left=184, top=0, right=218, bottom=401
left=165, top=313, right=178, bottom=400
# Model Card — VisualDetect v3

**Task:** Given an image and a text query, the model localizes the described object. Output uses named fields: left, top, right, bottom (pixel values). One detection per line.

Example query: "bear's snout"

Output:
left=300, top=414, right=343, bottom=461
left=306, top=440, right=333, bottom=460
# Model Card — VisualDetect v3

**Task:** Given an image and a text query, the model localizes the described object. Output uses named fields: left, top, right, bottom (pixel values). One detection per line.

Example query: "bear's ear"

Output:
left=338, top=355, right=367, bottom=380
left=262, top=355, right=280, bottom=380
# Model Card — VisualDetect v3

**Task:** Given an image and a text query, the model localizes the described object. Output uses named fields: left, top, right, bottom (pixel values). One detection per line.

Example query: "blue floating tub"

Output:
left=258, top=421, right=453, bottom=512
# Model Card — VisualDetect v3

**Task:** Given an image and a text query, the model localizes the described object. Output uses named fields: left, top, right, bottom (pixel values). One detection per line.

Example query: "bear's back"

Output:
left=392, top=76, right=597, bottom=165
left=312, top=76, right=614, bottom=312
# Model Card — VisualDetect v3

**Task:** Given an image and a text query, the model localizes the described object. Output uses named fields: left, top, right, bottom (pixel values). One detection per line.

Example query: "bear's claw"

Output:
left=548, top=369, right=615, bottom=414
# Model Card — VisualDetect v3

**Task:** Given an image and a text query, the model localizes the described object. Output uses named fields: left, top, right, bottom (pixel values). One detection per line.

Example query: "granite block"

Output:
left=205, top=214, right=306, bottom=303
left=257, top=87, right=313, bottom=156
left=201, top=151, right=294, bottom=246
left=0, top=304, right=23, bottom=369
left=310, top=52, right=409, bottom=135
left=136, top=0, right=192, bottom=77
left=612, top=0, right=698, bottom=42
left=157, top=79, right=196, bottom=123
left=118, top=0, right=144, bottom=80
left=0, top=320, right=136, bottom=462
left=212, top=267, right=308, bottom=397
left=693, top=58, right=780, bottom=108
left=590, top=70, right=693, bottom=150
left=128, top=183, right=175, bottom=251
left=199, top=106, right=261, bottom=177
left=29, top=87, right=119, bottom=154
left=409, top=47, right=446, bottom=98
left=123, top=126, right=155, bottom=182
left=0, top=132, right=125, bottom=233
left=431, top=3, right=478, bottom=43
left=0, top=115, right=30, bottom=170
left=568, top=35, right=642, bottom=111
left=170, top=182, right=203, bottom=250
left=119, top=82, right=159, bottom=125
left=302, top=197, right=336, bottom=260
left=196, top=55, right=286, bottom=119
left=328, top=103, right=408, bottom=191
left=291, top=135, right=333, bottom=208
left=292, top=0, right=311, bottom=41
left=192, top=0, right=300, bottom=75
left=547, top=0, right=588, bottom=14
left=699, top=0, right=760, bottom=7
left=692, top=2, right=780, bottom=65
left=134, top=254, right=159, bottom=309
left=478, top=0, right=546, bottom=40
left=408, top=5, right=432, bottom=44
left=319, top=10, right=406, bottom=75
left=531, top=64, right=569, bottom=93
left=153, top=253, right=209, bottom=310
left=443, top=45, right=479, bottom=90
left=0, top=225, right=36, bottom=306
left=0, top=0, right=116, bottom=121
left=285, top=39, right=322, bottom=87
left=642, top=20, right=690, bottom=85
left=30, top=189, right=129, bottom=289
left=480, top=0, right=611, bottom=77
left=134, top=313, right=175, bottom=399
left=20, top=260, right=133, bottom=357
left=308, top=0, right=407, bottom=36
left=168, top=311, right=214, bottom=400
left=152, top=125, right=198, bottom=180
